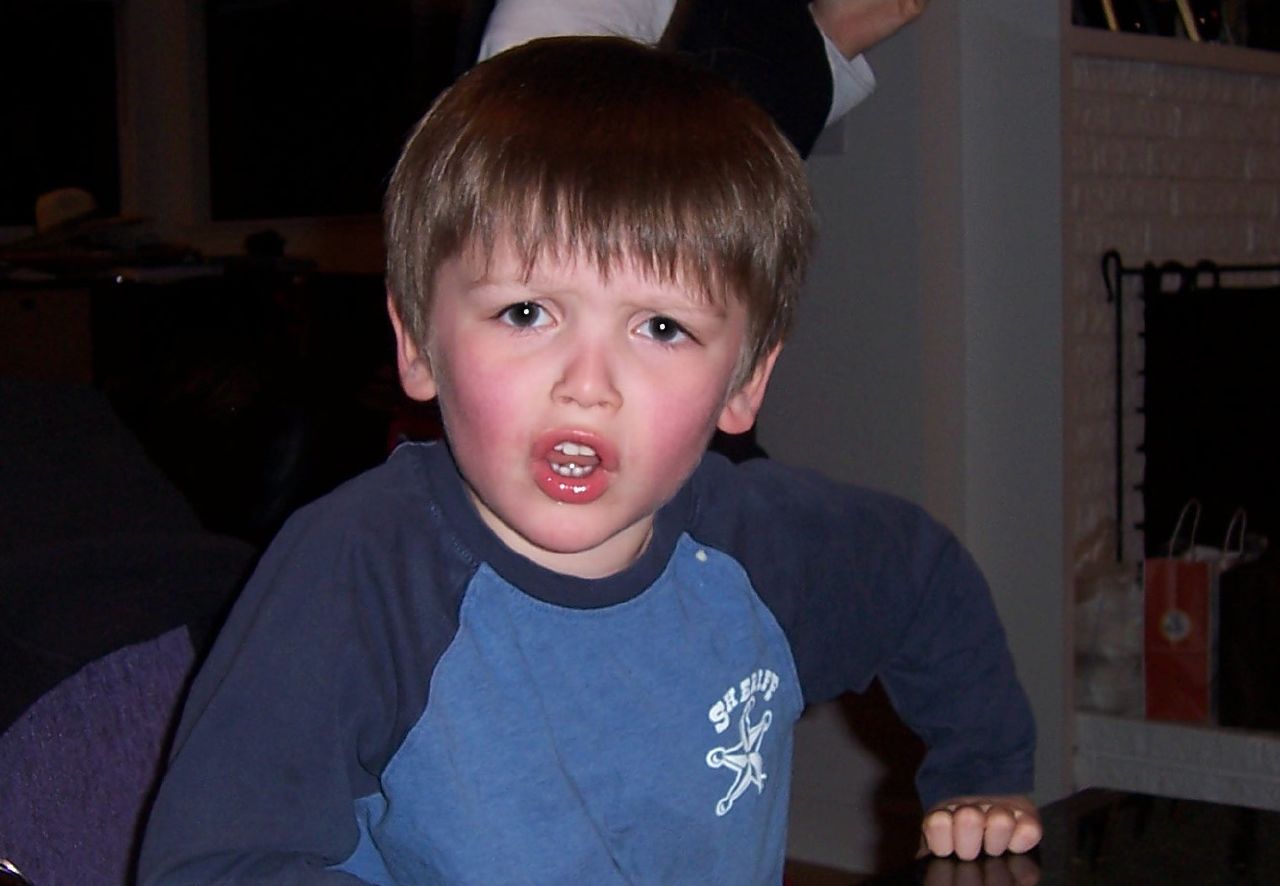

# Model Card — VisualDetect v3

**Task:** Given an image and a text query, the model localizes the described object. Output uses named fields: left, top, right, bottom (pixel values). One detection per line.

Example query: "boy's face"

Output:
left=390, top=239, right=778, bottom=579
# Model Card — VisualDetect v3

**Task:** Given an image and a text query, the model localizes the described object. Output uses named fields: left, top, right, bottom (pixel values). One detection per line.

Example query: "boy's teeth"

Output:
left=552, top=463, right=593, bottom=478
left=549, top=440, right=599, bottom=479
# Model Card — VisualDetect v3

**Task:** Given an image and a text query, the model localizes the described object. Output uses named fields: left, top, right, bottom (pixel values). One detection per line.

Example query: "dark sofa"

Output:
left=0, top=379, right=256, bottom=884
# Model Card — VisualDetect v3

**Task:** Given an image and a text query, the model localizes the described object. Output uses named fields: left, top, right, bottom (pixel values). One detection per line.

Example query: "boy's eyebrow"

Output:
left=468, top=278, right=731, bottom=319
left=645, top=291, right=731, bottom=319
left=465, top=255, right=733, bottom=316
left=459, top=260, right=537, bottom=291
left=468, top=270, right=521, bottom=288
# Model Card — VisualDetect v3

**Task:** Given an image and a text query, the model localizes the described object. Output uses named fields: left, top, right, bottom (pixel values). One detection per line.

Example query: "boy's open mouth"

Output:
left=549, top=441, right=600, bottom=479
left=532, top=431, right=614, bottom=504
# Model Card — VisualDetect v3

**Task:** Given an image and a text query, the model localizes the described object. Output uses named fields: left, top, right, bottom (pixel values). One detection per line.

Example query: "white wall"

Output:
left=954, top=0, right=1066, bottom=809
left=761, top=0, right=1067, bottom=871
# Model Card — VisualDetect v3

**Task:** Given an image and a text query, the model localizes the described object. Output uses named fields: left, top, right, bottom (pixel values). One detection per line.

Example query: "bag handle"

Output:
left=1223, top=508, right=1247, bottom=558
left=1167, top=498, right=1201, bottom=559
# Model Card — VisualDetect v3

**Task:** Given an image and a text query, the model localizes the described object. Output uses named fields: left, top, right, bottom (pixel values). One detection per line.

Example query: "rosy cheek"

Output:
left=444, top=379, right=511, bottom=444
left=642, top=387, right=721, bottom=459
left=479, top=371, right=536, bottom=430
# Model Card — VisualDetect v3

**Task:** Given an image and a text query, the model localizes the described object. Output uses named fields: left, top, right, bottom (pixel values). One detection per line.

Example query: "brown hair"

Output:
left=384, top=35, right=814, bottom=381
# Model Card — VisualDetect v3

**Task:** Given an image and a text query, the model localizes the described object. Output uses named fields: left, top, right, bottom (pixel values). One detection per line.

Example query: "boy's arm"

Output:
left=869, top=522, right=1040, bottom=859
left=705, top=459, right=1038, bottom=817
left=767, top=476, right=1038, bottom=846
left=697, top=459, right=1040, bottom=858
left=137, top=512, right=402, bottom=884
left=776, top=490, right=1038, bottom=827
left=921, top=794, right=1042, bottom=859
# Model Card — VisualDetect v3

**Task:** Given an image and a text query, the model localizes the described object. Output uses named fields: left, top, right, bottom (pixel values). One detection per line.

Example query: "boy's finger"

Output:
left=950, top=805, right=986, bottom=861
left=1007, top=811, right=1044, bottom=854
left=921, top=808, right=956, bottom=857
left=981, top=805, right=1016, bottom=855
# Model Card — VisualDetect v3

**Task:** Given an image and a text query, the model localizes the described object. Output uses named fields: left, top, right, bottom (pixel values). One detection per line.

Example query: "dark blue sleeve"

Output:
left=688, top=455, right=1036, bottom=810
left=862, top=511, right=1036, bottom=808
left=138, top=468, right=471, bottom=884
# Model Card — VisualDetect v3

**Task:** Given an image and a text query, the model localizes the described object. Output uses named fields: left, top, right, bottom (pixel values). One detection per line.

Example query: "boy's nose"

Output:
left=551, top=339, right=621, bottom=410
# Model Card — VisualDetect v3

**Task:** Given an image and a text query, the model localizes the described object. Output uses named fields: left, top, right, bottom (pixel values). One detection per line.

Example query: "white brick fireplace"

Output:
left=1063, top=29, right=1280, bottom=811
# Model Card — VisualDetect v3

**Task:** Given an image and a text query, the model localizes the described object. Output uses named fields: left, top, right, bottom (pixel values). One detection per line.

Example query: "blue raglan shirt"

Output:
left=139, top=442, right=1034, bottom=884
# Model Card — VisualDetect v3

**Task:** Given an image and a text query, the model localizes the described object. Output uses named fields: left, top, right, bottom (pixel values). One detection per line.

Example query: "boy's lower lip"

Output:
left=533, top=462, right=610, bottom=504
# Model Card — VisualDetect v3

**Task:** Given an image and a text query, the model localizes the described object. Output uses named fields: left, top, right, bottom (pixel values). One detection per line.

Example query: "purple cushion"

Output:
left=0, top=628, right=194, bottom=886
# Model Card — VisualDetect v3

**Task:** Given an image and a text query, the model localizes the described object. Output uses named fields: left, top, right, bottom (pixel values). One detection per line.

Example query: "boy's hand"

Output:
left=919, top=795, right=1041, bottom=860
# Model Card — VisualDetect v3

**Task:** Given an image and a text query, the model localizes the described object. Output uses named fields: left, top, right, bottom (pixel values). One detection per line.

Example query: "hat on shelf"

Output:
left=34, top=187, right=102, bottom=233
left=1, top=188, right=146, bottom=254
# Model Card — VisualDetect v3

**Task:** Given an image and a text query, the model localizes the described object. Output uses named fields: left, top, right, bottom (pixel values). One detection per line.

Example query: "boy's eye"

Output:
left=637, top=315, right=690, bottom=344
left=498, top=302, right=547, bottom=328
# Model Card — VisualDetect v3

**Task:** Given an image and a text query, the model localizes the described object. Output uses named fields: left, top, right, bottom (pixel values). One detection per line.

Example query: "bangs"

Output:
left=459, top=181, right=760, bottom=312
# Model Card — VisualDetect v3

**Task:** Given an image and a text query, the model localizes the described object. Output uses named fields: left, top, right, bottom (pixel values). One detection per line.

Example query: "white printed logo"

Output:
left=705, top=668, right=780, bottom=816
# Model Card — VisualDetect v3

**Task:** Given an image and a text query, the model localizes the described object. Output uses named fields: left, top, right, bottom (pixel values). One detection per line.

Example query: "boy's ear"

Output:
left=387, top=292, right=438, bottom=402
left=717, top=345, right=781, bottom=436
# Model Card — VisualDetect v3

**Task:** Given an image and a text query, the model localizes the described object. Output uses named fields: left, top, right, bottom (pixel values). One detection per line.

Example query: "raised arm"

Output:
left=475, top=0, right=934, bottom=157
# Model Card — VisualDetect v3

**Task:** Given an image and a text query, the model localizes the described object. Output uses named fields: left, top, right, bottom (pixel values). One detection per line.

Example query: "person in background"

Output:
left=479, top=0, right=930, bottom=156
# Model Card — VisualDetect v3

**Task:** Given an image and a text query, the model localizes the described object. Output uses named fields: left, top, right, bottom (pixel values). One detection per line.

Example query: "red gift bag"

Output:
left=1144, top=555, right=1215, bottom=722
left=1143, top=501, right=1242, bottom=723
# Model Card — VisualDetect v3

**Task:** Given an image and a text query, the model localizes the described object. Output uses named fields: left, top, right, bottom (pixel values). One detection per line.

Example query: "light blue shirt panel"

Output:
left=343, top=534, right=803, bottom=884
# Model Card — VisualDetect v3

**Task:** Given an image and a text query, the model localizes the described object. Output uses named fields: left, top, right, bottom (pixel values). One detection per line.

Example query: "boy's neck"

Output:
left=462, top=482, right=657, bottom=579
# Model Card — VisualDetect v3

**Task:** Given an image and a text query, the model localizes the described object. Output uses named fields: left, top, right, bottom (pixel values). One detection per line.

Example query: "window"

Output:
left=205, top=0, right=479, bottom=220
left=0, top=0, right=119, bottom=226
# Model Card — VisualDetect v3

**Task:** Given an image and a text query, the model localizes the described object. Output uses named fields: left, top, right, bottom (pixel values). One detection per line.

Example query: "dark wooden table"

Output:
left=862, top=788, right=1280, bottom=885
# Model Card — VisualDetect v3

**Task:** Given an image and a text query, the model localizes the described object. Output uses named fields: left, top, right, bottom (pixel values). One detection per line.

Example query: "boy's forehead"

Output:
left=457, top=234, right=733, bottom=310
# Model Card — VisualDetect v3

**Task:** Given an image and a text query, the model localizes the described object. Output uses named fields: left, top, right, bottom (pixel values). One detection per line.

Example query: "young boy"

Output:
left=139, top=36, right=1040, bottom=884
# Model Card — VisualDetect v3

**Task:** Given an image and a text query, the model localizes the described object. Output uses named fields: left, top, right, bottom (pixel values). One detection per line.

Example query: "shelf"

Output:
left=1073, top=711, right=1280, bottom=812
left=1067, top=25, right=1280, bottom=76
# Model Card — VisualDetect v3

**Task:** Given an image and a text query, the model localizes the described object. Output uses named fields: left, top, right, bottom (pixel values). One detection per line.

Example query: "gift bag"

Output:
left=1217, top=538, right=1280, bottom=731
left=1143, top=502, right=1244, bottom=723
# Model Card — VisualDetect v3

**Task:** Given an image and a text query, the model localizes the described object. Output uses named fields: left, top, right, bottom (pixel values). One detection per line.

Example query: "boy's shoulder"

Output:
left=268, top=441, right=454, bottom=563
left=690, top=452, right=938, bottom=543
left=684, top=453, right=963, bottom=590
left=296, top=440, right=444, bottom=516
left=237, top=441, right=479, bottom=626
